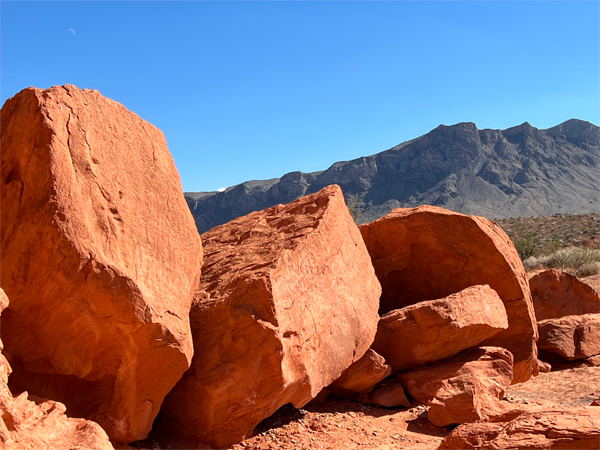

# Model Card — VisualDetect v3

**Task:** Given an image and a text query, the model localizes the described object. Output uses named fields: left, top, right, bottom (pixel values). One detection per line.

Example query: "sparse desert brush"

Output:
left=547, top=247, right=600, bottom=277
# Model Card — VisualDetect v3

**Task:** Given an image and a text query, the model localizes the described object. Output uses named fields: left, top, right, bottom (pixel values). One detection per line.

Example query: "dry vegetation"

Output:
left=496, top=213, right=600, bottom=276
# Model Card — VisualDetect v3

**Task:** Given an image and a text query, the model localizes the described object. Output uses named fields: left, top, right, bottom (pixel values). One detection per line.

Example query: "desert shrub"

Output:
left=578, top=262, right=600, bottom=278
left=345, top=194, right=362, bottom=223
left=512, top=231, right=542, bottom=260
left=547, top=247, right=600, bottom=277
left=522, top=256, right=540, bottom=272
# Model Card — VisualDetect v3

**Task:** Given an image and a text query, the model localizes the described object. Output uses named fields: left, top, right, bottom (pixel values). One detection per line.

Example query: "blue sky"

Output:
left=2, top=1, right=598, bottom=193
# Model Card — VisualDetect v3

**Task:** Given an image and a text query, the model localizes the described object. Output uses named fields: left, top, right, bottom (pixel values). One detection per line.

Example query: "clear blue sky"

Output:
left=2, top=1, right=598, bottom=192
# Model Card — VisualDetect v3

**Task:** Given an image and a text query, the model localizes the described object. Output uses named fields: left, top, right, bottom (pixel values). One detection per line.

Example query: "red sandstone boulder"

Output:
left=538, top=314, right=600, bottom=361
left=0, top=289, right=114, bottom=450
left=329, top=349, right=391, bottom=396
left=529, top=269, right=600, bottom=321
left=371, top=285, right=508, bottom=373
left=359, top=206, right=538, bottom=383
left=160, top=185, right=381, bottom=448
left=397, top=347, right=514, bottom=427
left=359, top=379, right=411, bottom=408
left=0, top=86, right=203, bottom=442
left=438, top=406, right=600, bottom=449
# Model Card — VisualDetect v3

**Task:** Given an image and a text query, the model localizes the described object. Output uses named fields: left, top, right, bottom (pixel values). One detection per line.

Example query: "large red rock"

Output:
left=371, top=285, right=508, bottom=373
left=438, top=407, right=600, bottom=449
left=397, top=347, right=514, bottom=427
left=529, top=269, right=600, bottom=321
left=0, top=289, right=114, bottom=450
left=538, top=314, right=600, bottom=361
left=329, top=349, right=391, bottom=396
left=359, top=206, right=538, bottom=383
left=160, top=185, right=381, bottom=448
left=0, top=86, right=203, bottom=442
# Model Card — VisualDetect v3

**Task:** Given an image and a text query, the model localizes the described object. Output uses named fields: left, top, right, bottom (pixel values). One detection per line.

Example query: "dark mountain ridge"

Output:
left=185, top=119, right=599, bottom=233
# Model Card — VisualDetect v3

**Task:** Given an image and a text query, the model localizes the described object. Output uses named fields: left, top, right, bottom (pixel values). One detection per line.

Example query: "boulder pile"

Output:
left=530, top=270, right=600, bottom=366
left=1, top=85, right=597, bottom=450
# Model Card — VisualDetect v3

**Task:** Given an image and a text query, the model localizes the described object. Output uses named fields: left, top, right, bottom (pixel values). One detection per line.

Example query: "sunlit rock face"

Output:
left=0, top=85, right=203, bottom=443
left=160, top=185, right=381, bottom=448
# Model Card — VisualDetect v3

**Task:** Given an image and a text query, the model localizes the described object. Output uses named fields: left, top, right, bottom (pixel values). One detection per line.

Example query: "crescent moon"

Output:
left=68, top=28, right=76, bottom=36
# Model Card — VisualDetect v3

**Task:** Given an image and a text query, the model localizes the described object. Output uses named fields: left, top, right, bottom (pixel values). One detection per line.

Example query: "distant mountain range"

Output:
left=185, top=119, right=599, bottom=234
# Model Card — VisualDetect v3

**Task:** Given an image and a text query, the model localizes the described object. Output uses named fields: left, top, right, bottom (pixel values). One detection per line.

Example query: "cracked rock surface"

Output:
left=0, top=85, right=203, bottom=443
left=159, top=185, right=381, bottom=448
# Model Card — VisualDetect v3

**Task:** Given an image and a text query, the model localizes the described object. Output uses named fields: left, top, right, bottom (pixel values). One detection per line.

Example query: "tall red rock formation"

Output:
left=359, top=206, right=538, bottom=383
left=160, top=185, right=381, bottom=448
left=529, top=269, right=600, bottom=321
left=0, top=86, right=203, bottom=443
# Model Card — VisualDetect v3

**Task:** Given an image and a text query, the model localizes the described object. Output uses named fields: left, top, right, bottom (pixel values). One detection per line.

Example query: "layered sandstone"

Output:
left=0, top=85, right=203, bottom=442
left=160, top=185, right=381, bottom=448
left=529, top=269, right=600, bottom=321
left=438, top=406, right=600, bottom=449
left=359, top=206, right=538, bottom=383
left=397, top=347, right=514, bottom=427
left=372, top=285, right=508, bottom=373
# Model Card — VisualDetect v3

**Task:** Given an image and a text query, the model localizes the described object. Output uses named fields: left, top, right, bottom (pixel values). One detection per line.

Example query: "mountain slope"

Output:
left=185, top=119, right=599, bottom=233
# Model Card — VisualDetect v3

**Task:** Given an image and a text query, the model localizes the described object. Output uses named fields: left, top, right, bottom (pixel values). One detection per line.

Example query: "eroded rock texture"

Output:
left=529, top=269, right=600, bottom=321
left=438, top=406, right=600, bottom=449
left=397, top=347, right=514, bottom=427
left=371, top=285, right=508, bottom=373
left=359, top=206, right=538, bottom=383
left=0, top=289, right=114, bottom=450
left=0, top=85, right=203, bottom=442
left=538, top=314, right=600, bottom=361
left=160, top=185, right=381, bottom=448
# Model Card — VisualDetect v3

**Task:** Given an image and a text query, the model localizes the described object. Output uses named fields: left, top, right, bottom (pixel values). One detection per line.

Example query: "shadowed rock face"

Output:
left=359, top=205, right=538, bottom=384
left=0, top=85, right=203, bottom=443
left=160, top=185, right=381, bottom=449
left=0, top=289, right=115, bottom=450
left=185, top=120, right=600, bottom=233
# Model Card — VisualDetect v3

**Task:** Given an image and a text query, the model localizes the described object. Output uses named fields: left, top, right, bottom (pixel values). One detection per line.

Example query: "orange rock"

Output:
left=360, top=379, right=411, bottom=408
left=371, top=285, right=508, bottom=373
left=359, top=206, right=538, bottom=383
left=397, top=347, right=514, bottom=427
left=0, top=86, right=203, bottom=442
left=438, top=406, right=600, bottom=449
left=0, top=289, right=114, bottom=450
left=537, top=360, right=552, bottom=373
left=329, top=349, right=391, bottom=396
left=538, top=314, right=600, bottom=361
left=529, top=269, right=600, bottom=321
left=160, top=185, right=381, bottom=448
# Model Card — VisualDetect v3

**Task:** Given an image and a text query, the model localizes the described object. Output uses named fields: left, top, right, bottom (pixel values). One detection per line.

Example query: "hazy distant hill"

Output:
left=185, top=119, right=599, bottom=233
